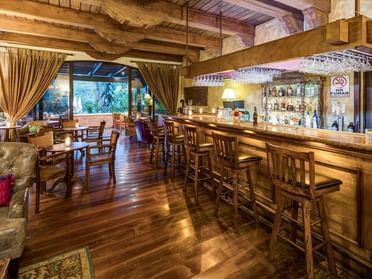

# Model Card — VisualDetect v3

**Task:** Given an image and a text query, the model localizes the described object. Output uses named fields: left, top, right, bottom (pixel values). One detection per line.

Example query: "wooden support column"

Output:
left=303, top=6, right=329, bottom=30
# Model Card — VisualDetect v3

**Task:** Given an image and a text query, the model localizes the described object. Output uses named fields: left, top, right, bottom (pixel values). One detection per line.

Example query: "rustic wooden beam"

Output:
left=98, top=0, right=254, bottom=35
left=224, top=0, right=291, bottom=18
left=0, top=32, right=183, bottom=62
left=0, top=0, right=219, bottom=48
left=0, top=15, right=200, bottom=57
left=184, top=16, right=367, bottom=77
left=273, top=0, right=331, bottom=13
left=326, top=19, right=349, bottom=45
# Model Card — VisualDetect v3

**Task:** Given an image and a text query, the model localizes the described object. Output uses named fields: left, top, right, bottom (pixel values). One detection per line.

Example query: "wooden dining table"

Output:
left=0, top=125, right=21, bottom=142
left=45, top=141, right=88, bottom=198
left=62, top=126, right=89, bottom=141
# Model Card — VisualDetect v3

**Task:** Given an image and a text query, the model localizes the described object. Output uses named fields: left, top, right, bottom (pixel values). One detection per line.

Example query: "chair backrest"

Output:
left=164, top=120, right=176, bottom=142
left=28, top=132, right=54, bottom=148
left=212, top=132, right=239, bottom=169
left=62, top=119, right=78, bottom=128
left=266, top=143, right=316, bottom=199
left=99, top=121, right=105, bottom=136
left=110, top=130, right=120, bottom=156
left=113, top=112, right=121, bottom=120
left=183, top=125, right=199, bottom=151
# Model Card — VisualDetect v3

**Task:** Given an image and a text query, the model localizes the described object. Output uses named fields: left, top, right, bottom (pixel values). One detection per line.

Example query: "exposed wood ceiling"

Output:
left=0, top=0, right=328, bottom=62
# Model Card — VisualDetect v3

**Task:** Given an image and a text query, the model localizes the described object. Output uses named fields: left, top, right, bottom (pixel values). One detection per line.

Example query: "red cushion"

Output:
left=0, top=175, right=16, bottom=206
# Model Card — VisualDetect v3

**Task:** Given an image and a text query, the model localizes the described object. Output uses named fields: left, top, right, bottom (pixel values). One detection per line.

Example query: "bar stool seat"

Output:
left=238, top=152, right=262, bottom=164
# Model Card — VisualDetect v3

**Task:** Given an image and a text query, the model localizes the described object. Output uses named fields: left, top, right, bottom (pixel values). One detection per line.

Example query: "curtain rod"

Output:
left=130, top=60, right=182, bottom=66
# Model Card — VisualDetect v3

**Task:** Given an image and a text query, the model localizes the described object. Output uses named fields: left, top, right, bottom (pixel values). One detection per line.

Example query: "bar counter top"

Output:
left=167, top=114, right=372, bottom=152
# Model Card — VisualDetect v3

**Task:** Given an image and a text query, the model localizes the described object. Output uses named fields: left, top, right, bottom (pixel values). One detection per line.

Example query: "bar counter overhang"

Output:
left=164, top=114, right=372, bottom=272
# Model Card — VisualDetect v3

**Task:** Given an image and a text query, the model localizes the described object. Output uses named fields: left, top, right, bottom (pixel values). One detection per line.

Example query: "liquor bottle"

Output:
left=311, top=110, right=319, bottom=128
left=274, top=101, right=279, bottom=111
left=287, top=86, right=294, bottom=96
left=305, top=112, right=311, bottom=128
left=253, top=106, right=258, bottom=126
left=272, top=87, right=277, bottom=97
left=287, top=101, right=294, bottom=112
left=280, top=101, right=286, bottom=111
left=347, top=122, right=355, bottom=132
left=278, top=87, right=284, bottom=97
left=296, top=85, right=302, bottom=96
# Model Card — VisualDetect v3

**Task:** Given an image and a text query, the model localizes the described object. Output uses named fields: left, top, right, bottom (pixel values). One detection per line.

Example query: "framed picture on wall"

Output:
left=184, top=87, right=208, bottom=106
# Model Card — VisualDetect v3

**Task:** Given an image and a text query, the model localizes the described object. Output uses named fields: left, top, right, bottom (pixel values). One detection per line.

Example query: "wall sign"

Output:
left=330, top=75, right=350, bottom=97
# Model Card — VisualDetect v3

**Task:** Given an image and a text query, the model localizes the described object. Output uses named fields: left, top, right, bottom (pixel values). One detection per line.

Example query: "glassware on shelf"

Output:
left=192, top=75, right=224, bottom=87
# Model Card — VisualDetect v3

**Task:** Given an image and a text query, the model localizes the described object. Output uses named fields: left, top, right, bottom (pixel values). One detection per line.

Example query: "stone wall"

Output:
left=74, top=113, right=113, bottom=127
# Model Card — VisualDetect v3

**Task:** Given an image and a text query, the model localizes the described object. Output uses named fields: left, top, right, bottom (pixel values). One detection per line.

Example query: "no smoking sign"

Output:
left=330, top=75, right=350, bottom=97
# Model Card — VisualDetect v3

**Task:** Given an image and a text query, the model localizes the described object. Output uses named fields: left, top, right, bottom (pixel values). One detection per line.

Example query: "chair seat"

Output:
left=238, top=152, right=262, bottom=163
left=190, top=142, right=213, bottom=153
left=88, top=153, right=111, bottom=163
left=169, top=134, right=184, bottom=144
left=40, top=165, right=66, bottom=181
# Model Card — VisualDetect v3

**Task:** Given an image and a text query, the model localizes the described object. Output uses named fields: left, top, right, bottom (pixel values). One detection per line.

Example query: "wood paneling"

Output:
left=184, top=87, right=208, bottom=106
left=365, top=71, right=372, bottom=128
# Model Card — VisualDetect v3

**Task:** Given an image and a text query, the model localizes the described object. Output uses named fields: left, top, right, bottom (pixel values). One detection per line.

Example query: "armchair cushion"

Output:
left=0, top=218, right=26, bottom=259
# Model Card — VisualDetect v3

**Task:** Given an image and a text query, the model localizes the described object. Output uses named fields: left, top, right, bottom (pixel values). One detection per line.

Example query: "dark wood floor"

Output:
left=22, top=136, right=341, bottom=278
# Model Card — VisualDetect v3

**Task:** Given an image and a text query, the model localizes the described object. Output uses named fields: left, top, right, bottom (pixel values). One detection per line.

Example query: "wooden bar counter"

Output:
left=164, top=114, right=372, bottom=274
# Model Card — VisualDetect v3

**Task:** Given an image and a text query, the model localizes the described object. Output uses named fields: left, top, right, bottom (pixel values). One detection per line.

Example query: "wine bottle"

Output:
left=312, top=110, right=319, bottom=128
left=253, top=106, right=258, bottom=126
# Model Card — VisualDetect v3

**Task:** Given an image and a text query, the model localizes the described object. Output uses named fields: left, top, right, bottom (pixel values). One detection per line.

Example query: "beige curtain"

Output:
left=0, top=48, right=66, bottom=125
left=136, top=62, right=180, bottom=114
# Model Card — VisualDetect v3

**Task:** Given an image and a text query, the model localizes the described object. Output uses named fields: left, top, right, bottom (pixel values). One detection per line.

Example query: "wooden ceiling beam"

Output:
left=224, top=0, right=291, bottom=18
left=0, top=32, right=183, bottom=62
left=184, top=16, right=367, bottom=77
left=0, top=15, right=200, bottom=58
left=85, top=0, right=254, bottom=35
left=272, top=0, right=331, bottom=13
left=0, top=0, right=219, bottom=48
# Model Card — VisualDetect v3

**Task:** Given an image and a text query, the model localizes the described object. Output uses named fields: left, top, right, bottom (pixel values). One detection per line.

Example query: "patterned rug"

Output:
left=19, top=247, right=95, bottom=279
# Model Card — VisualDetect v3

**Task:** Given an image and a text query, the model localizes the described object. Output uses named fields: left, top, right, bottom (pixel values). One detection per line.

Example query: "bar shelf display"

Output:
left=262, top=77, right=323, bottom=128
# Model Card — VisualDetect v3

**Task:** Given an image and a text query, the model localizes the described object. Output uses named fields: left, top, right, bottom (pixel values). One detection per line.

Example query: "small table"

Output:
left=0, top=126, right=21, bottom=142
left=62, top=126, right=89, bottom=141
left=45, top=142, right=88, bottom=198
left=0, top=258, right=10, bottom=279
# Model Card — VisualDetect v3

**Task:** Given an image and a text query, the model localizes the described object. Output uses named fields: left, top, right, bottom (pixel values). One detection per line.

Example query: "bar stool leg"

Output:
left=206, top=152, right=215, bottom=197
left=317, top=198, right=337, bottom=274
left=233, top=170, right=240, bottom=233
left=194, top=153, right=199, bottom=203
left=164, top=143, right=170, bottom=176
left=269, top=194, right=285, bottom=260
left=171, top=144, right=175, bottom=182
left=150, top=142, right=155, bottom=164
left=303, top=199, right=314, bottom=279
left=184, top=149, right=190, bottom=191
left=214, top=168, right=224, bottom=217
left=291, top=200, right=299, bottom=242
left=247, top=166, right=259, bottom=223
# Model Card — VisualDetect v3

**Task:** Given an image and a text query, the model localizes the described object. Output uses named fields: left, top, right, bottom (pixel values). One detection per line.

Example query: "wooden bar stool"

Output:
left=183, top=125, right=214, bottom=203
left=212, top=132, right=262, bottom=233
left=164, top=120, right=184, bottom=182
left=149, top=119, right=165, bottom=168
left=266, top=143, right=341, bottom=279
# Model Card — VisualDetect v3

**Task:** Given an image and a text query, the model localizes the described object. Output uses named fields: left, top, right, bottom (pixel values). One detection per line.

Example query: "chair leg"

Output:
left=155, top=140, right=160, bottom=168
left=85, top=162, right=90, bottom=190
left=150, top=142, right=155, bottom=164
left=233, top=171, right=239, bottom=233
left=164, top=143, right=169, bottom=176
left=109, top=163, right=112, bottom=178
left=303, top=199, right=314, bottom=279
left=269, top=193, right=285, bottom=260
left=194, top=154, right=199, bottom=203
left=206, top=152, right=215, bottom=197
left=111, top=161, right=117, bottom=185
left=247, top=165, right=259, bottom=223
left=8, top=258, right=19, bottom=279
left=291, top=200, right=299, bottom=242
left=35, top=181, right=40, bottom=214
left=317, top=198, right=337, bottom=274
left=184, top=149, right=190, bottom=192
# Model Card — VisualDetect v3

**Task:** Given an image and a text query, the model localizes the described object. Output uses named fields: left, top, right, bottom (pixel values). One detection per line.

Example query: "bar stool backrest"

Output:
left=164, top=120, right=176, bottom=142
left=183, top=125, right=199, bottom=152
left=212, top=132, right=239, bottom=169
left=266, top=143, right=316, bottom=199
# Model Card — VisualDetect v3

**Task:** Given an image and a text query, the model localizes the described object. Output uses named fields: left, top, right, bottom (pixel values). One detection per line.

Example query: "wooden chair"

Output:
left=29, top=132, right=68, bottom=213
left=183, top=125, right=214, bottom=203
left=112, top=112, right=121, bottom=129
left=266, top=143, right=341, bottom=279
left=212, top=132, right=261, bottom=233
left=164, top=120, right=184, bottom=182
left=85, top=130, right=120, bottom=189
left=83, top=121, right=105, bottom=146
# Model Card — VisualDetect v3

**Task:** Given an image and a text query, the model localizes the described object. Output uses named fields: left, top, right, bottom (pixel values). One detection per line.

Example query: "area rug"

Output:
left=18, top=247, right=95, bottom=279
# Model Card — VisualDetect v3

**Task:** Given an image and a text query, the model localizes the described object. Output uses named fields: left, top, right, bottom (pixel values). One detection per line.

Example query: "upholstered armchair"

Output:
left=17, top=120, right=49, bottom=142
left=134, top=119, right=153, bottom=146
left=0, top=142, right=37, bottom=275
